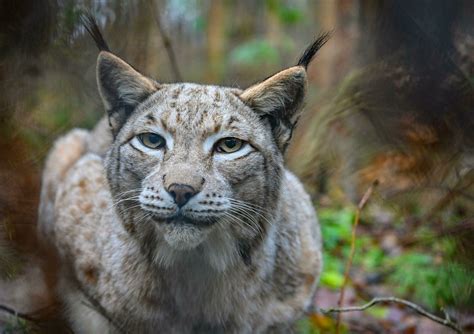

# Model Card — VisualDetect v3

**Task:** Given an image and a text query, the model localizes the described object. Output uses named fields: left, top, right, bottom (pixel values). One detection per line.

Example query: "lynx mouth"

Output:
left=157, top=213, right=216, bottom=228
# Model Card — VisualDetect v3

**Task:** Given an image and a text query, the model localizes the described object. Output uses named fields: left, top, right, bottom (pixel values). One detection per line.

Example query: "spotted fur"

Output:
left=38, top=35, right=327, bottom=333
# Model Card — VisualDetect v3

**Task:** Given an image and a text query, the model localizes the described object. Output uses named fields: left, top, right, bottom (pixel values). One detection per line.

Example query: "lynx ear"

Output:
left=96, top=51, right=159, bottom=135
left=240, top=67, right=307, bottom=152
left=239, top=33, right=329, bottom=152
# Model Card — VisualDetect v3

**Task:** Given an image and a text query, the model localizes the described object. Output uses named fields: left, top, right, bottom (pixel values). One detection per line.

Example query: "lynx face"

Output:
left=107, top=84, right=282, bottom=257
left=96, top=51, right=311, bottom=269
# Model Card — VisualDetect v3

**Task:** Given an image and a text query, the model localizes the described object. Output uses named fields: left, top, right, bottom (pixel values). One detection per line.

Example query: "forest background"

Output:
left=0, top=0, right=473, bottom=333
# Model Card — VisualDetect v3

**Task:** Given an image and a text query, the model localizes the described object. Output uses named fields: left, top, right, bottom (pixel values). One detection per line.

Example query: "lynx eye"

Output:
left=138, top=133, right=166, bottom=149
left=215, top=137, right=244, bottom=153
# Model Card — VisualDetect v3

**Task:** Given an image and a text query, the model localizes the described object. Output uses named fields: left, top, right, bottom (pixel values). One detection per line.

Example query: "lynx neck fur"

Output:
left=38, top=21, right=328, bottom=333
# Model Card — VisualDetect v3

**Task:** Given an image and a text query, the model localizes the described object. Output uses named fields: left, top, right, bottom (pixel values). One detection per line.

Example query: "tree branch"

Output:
left=319, top=296, right=463, bottom=333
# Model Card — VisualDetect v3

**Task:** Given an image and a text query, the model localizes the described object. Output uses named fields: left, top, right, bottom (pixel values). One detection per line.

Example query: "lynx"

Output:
left=38, top=18, right=328, bottom=333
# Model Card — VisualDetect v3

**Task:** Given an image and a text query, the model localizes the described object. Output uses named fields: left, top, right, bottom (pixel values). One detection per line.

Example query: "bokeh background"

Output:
left=0, top=0, right=473, bottom=333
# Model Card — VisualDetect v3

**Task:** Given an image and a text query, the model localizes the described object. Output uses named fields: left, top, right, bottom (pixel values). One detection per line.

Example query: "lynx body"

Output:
left=38, top=25, right=328, bottom=333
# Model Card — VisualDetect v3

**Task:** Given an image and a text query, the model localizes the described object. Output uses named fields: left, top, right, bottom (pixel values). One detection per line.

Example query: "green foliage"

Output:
left=320, top=264, right=344, bottom=289
left=230, top=39, right=279, bottom=66
left=319, top=208, right=354, bottom=250
left=55, top=2, right=84, bottom=45
left=265, top=0, right=305, bottom=25
left=366, top=305, right=389, bottom=319
left=318, top=208, right=355, bottom=290
left=193, top=15, right=206, bottom=32
left=2, top=316, right=30, bottom=334
left=277, top=7, right=304, bottom=25
left=297, top=313, right=349, bottom=334
left=360, top=246, right=385, bottom=271
left=387, top=252, right=474, bottom=309
left=318, top=204, right=473, bottom=310
left=296, top=317, right=321, bottom=334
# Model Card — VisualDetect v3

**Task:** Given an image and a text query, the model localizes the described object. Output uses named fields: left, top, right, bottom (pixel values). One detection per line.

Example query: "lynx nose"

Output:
left=167, top=183, right=198, bottom=207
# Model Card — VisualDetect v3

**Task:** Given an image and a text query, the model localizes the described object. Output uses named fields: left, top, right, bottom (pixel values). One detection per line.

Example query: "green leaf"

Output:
left=366, top=305, right=389, bottom=319
left=321, top=270, right=345, bottom=289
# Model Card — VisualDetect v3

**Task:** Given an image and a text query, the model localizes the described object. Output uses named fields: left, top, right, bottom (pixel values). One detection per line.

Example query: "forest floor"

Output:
left=298, top=195, right=474, bottom=334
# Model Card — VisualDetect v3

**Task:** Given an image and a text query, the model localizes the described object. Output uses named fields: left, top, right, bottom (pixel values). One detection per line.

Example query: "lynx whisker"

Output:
left=226, top=207, right=264, bottom=235
left=221, top=211, right=261, bottom=237
left=228, top=199, right=273, bottom=227
left=110, top=195, right=141, bottom=210
left=115, top=203, right=144, bottom=217
left=228, top=198, right=271, bottom=216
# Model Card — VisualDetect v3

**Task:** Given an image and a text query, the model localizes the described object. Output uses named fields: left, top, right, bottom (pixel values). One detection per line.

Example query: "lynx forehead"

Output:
left=136, top=84, right=252, bottom=132
left=38, top=16, right=328, bottom=333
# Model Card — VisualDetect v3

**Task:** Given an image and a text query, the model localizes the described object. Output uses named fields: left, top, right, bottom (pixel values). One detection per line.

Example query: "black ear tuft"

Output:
left=296, top=32, right=331, bottom=69
left=81, top=13, right=111, bottom=52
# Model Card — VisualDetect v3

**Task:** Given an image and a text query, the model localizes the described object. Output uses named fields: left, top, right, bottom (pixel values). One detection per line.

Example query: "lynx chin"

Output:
left=38, top=17, right=329, bottom=333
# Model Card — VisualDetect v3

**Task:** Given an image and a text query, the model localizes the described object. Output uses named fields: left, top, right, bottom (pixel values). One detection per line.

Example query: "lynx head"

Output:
left=87, top=18, right=328, bottom=270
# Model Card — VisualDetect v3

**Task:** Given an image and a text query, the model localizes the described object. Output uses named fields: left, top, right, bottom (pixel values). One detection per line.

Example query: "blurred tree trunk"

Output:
left=114, top=0, right=152, bottom=71
left=0, top=0, right=57, bottom=121
left=265, top=0, right=281, bottom=53
left=206, top=0, right=227, bottom=83
left=312, top=0, right=338, bottom=87
left=309, top=0, right=357, bottom=87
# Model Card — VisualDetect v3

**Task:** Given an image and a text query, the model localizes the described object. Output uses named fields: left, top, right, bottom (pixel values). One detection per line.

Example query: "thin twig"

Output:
left=335, top=179, right=378, bottom=334
left=0, top=304, right=36, bottom=322
left=320, top=296, right=462, bottom=333
left=148, top=0, right=183, bottom=82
